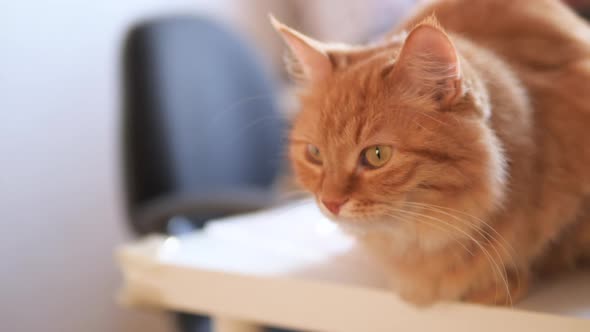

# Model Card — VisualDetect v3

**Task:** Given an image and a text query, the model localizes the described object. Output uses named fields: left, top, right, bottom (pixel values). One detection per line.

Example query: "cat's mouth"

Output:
left=316, top=197, right=409, bottom=226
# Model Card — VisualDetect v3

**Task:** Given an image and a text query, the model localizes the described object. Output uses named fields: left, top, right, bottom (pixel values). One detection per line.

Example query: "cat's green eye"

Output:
left=306, top=144, right=322, bottom=164
left=362, top=145, right=392, bottom=169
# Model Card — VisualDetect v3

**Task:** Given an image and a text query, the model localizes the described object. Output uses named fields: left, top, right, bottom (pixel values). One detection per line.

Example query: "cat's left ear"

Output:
left=270, top=15, right=333, bottom=83
left=395, top=18, right=463, bottom=109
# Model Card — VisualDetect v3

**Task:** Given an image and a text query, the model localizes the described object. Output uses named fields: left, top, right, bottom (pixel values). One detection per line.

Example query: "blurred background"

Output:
left=1, top=1, right=588, bottom=332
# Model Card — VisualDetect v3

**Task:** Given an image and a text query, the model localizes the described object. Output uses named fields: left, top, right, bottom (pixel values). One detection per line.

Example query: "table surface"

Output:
left=119, top=200, right=590, bottom=332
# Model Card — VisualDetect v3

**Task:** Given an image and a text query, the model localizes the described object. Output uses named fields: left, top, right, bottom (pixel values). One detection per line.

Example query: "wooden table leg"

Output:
left=213, top=317, right=264, bottom=332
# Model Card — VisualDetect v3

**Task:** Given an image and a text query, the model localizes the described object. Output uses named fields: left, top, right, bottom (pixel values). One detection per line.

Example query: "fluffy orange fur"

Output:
left=273, top=0, right=590, bottom=305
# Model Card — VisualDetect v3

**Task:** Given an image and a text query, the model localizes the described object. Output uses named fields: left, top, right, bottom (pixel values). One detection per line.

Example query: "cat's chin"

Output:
left=316, top=198, right=407, bottom=227
left=324, top=213, right=403, bottom=233
left=324, top=206, right=465, bottom=253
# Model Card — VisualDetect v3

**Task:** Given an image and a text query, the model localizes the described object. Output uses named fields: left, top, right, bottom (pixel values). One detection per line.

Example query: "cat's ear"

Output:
left=270, top=15, right=332, bottom=83
left=395, top=18, right=462, bottom=109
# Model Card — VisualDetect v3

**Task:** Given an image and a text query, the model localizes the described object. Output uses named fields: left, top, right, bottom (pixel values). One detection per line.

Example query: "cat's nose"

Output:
left=321, top=198, right=349, bottom=215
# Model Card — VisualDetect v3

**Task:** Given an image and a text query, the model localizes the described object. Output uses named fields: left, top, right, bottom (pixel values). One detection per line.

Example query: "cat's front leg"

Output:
left=389, top=273, right=440, bottom=306
left=396, top=286, right=439, bottom=306
left=462, top=269, right=529, bottom=305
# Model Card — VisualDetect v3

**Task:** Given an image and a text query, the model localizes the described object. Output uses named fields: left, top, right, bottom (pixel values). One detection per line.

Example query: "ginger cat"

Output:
left=271, top=0, right=590, bottom=306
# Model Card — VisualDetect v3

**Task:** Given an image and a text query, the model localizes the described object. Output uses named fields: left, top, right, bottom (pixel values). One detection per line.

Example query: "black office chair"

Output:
left=122, top=16, right=289, bottom=332
left=123, top=16, right=286, bottom=234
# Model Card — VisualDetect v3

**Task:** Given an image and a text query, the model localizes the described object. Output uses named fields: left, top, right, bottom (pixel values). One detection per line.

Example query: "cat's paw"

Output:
left=462, top=271, right=529, bottom=306
left=396, top=287, right=438, bottom=307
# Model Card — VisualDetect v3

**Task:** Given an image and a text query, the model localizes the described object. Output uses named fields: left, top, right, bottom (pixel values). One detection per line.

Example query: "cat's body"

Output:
left=272, top=0, right=590, bottom=305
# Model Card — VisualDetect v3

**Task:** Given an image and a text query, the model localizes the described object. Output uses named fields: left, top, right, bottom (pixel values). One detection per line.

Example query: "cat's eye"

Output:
left=306, top=144, right=322, bottom=164
left=361, top=145, right=392, bottom=169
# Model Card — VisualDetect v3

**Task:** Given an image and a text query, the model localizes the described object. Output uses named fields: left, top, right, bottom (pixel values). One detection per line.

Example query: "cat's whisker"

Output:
left=383, top=209, right=502, bottom=304
left=403, top=203, right=515, bottom=305
left=399, top=204, right=512, bottom=299
left=416, top=210, right=512, bottom=306
left=404, top=203, right=517, bottom=259
left=398, top=203, right=520, bottom=305
left=227, top=115, right=288, bottom=144
left=384, top=207, right=511, bottom=306
left=403, top=202, right=517, bottom=257
left=413, top=110, right=449, bottom=127
left=275, top=189, right=310, bottom=201
left=393, top=209, right=506, bottom=306
left=403, top=201, right=520, bottom=299
left=411, top=119, right=433, bottom=133
left=264, top=197, right=316, bottom=217
left=383, top=210, right=475, bottom=256
left=207, top=94, right=278, bottom=125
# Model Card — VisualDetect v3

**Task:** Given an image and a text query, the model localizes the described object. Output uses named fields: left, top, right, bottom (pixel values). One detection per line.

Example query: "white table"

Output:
left=118, top=200, right=590, bottom=332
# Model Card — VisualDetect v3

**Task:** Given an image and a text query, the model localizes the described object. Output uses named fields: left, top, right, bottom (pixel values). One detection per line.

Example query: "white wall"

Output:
left=0, top=1, right=237, bottom=331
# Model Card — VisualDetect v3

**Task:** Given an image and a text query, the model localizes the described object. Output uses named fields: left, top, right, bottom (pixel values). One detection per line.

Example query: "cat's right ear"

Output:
left=270, top=15, right=332, bottom=83
left=394, top=17, right=463, bottom=110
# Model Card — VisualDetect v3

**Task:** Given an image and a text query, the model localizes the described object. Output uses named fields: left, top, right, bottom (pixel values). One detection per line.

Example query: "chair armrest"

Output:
left=131, top=189, right=274, bottom=234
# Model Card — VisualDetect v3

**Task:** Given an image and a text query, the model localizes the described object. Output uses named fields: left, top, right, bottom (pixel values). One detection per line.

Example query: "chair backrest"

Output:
left=123, top=16, right=285, bottom=233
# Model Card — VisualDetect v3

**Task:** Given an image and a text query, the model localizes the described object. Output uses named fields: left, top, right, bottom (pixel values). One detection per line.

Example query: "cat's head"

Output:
left=272, top=16, right=507, bottom=250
